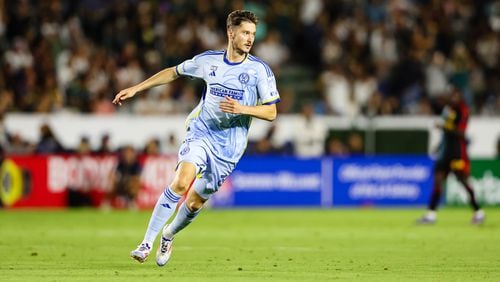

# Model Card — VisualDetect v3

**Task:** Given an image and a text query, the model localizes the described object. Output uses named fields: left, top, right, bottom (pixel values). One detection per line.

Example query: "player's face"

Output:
left=229, top=21, right=256, bottom=54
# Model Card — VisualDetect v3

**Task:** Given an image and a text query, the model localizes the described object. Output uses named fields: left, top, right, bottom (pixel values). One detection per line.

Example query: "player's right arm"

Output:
left=112, top=67, right=179, bottom=105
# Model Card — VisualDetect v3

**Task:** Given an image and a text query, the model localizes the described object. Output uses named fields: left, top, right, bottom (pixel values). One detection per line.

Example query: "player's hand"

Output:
left=219, top=96, right=243, bottom=114
left=112, top=87, right=138, bottom=106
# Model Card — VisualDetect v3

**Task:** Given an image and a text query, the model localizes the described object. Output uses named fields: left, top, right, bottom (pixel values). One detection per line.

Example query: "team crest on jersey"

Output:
left=238, top=73, right=250, bottom=84
left=209, top=65, right=218, bottom=76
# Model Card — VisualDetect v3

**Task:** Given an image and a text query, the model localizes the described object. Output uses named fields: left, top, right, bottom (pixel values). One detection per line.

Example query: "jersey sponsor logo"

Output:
left=238, top=73, right=250, bottom=84
left=208, top=83, right=244, bottom=100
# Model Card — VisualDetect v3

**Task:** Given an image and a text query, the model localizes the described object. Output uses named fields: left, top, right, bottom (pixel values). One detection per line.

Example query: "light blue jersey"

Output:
left=176, top=50, right=280, bottom=163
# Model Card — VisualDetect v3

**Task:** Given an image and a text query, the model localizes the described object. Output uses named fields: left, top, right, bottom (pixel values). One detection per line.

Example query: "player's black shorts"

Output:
left=435, top=154, right=470, bottom=175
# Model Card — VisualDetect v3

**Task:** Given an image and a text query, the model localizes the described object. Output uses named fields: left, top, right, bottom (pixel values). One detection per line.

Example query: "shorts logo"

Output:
left=239, top=73, right=249, bottom=84
left=217, top=175, right=228, bottom=187
left=180, top=144, right=190, bottom=156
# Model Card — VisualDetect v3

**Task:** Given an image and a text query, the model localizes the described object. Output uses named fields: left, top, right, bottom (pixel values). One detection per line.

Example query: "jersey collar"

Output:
left=223, top=50, right=248, bottom=65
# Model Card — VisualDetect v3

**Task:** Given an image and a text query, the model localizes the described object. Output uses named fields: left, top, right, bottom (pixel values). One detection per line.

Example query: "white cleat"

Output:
left=471, top=210, right=485, bottom=225
left=156, top=225, right=174, bottom=267
left=130, top=243, right=152, bottom=263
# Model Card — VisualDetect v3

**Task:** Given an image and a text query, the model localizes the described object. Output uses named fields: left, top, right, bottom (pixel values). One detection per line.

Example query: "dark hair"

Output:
left=227, top=10, right=258, bottom=29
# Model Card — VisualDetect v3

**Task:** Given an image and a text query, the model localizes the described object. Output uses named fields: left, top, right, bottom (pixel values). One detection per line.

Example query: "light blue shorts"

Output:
left=177, top=138, right=235, bottom=199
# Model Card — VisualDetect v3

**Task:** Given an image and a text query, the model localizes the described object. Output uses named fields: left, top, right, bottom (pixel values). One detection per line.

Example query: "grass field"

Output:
left=1, top=208, right=499, bottom=281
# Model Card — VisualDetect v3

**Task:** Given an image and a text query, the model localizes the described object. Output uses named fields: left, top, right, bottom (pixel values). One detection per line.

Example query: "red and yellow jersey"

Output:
left=437, top=101, right=470, bottom=173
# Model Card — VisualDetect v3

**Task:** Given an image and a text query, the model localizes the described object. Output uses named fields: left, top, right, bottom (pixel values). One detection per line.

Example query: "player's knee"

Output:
left=186, top=199, right=203, bottom=212
left=170, top=179, right=191, bottom=195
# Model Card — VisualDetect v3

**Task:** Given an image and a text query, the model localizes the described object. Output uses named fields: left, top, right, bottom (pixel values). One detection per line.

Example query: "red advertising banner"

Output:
left=137, top=155, right=178, bottom=208
left=1, top=155, right=65, bottom=207
left=0, top=155, right=178, bottom=209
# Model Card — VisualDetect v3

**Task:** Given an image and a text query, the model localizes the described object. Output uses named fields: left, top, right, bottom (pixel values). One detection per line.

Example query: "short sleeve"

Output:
left=257, top=65, right=280, bottom=105
left=176, top=54, right=204, bottom=79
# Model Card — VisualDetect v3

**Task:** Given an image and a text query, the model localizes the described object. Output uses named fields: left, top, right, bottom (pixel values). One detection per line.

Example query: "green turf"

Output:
left=0, top=208, right=499, bottom=281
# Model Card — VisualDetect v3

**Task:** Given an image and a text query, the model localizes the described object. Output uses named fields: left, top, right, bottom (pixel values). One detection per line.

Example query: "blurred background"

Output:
left=0, top=0, right=499, bottom=209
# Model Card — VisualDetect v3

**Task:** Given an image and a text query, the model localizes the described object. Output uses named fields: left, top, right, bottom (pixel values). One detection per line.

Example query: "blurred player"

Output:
left=418, top=87, right=484, bottom=225
left=112, top=10, right=279, bottom=266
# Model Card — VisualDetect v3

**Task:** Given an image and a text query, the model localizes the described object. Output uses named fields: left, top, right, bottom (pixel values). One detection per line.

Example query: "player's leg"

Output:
left=155, top=180, right=208, bottom=266
left=156, top=156, right=233, bottom=266
left=453, top=163, right=485, bottom=224
left=418, top=166, right=447, bottom=224
left=165, top=181, right=208, bottom=237
left=429, top=170, right=447, bottom=211
left=130, top=162, right=196, bottom=263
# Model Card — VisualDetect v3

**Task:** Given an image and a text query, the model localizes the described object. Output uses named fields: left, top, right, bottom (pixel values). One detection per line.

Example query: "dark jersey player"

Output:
left=418, top=87, right=485, bottom=225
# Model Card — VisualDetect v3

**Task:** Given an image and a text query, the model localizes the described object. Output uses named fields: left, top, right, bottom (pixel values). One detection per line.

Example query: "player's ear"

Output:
left=227, top=26, right=234, bottom=39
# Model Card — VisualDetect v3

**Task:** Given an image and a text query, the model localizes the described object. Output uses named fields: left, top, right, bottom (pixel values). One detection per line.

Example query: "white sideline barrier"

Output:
left=4, top=113, right=500, bottom=158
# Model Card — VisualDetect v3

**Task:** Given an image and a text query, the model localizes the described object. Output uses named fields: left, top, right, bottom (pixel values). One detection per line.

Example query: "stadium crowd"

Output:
left=0, top=0, right=499, bottom=156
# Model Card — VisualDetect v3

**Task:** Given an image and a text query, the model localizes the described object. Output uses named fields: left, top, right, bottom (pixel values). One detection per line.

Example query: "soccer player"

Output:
left=112, top=10, right=279, bottom=266
left=418, top=87, right=484, bottom=225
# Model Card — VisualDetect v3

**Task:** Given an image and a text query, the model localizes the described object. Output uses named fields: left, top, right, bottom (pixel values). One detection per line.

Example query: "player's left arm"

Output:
left=219, top=96, right=277, bottom=121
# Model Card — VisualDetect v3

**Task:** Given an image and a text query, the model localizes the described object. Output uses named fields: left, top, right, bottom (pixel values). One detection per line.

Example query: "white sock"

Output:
left=164, top=202, right=201, bottom=238
left=142, top=186, right=182, bottom=245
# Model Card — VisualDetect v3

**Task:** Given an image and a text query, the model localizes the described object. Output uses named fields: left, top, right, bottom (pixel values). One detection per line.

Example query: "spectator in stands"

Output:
left=105, top=145, right=142, bottom=209
left=426, top=51, right=450, bottom=112
left=246, top=125, right=284, bottom=156
left=254, top=29, right=290, bottom=70
left=65, top=73, right=91, bottom=113
left=67, top=135, right=93, bottom=207
left=76, top=136, right=91, bottom=155
left=3, top=38, right=33, bottom=109
left=91, top=91, right=116, bottom=115
left=325, top=137, right=348, bottom=156
left=0, top=1, right=498, bottom=117
left=132, top=91, right=157, bottom=115
left=346, top=132, right=364, bottom=155
left=95, top=134, right=112, bottom=155
left=144, top=138, right=161, bottom=156
left=36, top=75, right=64, bottom=113
left=321, top=65, right=358, bottom=116
left=293, top=103, right=326, bottom=157
left=0, top=89, right=14, bottom=113
left=6, top=133, right=33, bottom=155
left=352, top=63, right=377, bottom=115
left=247, top=138, right=275, bottom=156
left=35, top=123, right=64, bottom=154
left=276, top=87, right=296, bottom=114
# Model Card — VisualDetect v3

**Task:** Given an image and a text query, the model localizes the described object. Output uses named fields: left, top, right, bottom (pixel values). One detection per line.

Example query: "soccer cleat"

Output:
left=130, top=243, right=152, bottom=263
left=156, top=225, right=174, bottom=267
left=416, top=216, right=436, bottom=225
left=471, top=210, right=485, bottom=225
